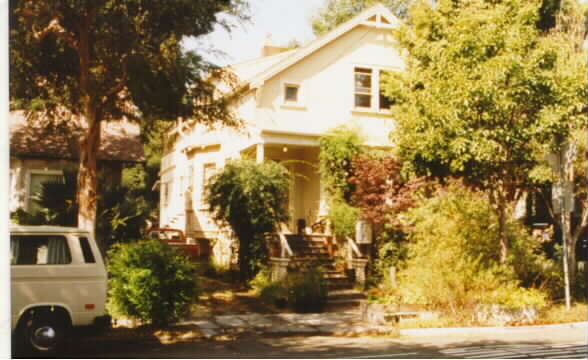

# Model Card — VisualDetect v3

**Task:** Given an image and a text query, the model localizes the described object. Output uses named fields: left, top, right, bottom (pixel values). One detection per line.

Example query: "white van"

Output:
left=10, top=225, right=110, bottom=355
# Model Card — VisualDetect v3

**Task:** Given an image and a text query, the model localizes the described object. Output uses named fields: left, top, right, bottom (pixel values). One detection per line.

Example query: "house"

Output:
left=159, top=4, right=403, bottom=267
left=9, top=111, right=144, bottom=214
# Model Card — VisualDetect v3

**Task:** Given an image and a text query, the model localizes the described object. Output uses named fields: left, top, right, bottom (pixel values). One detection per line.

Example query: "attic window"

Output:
left=284, top=84, right=299, bottom=103
left=381, top=16, right=391, bottom=25
left=367, top=15, right=377, bottom=22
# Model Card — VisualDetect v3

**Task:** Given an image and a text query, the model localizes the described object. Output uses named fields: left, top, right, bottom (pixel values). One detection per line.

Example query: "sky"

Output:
left=183, top=0, right=327, bottom=66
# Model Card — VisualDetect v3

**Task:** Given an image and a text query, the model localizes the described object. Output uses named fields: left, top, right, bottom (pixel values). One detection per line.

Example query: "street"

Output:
left=65, top=323, right=587, bottom=358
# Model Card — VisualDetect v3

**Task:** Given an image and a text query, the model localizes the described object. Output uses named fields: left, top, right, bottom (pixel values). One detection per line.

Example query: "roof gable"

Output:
left=249, top=3, right=400, bottom=88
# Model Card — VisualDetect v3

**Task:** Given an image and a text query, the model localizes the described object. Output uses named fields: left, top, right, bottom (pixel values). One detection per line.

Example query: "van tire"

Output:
left=18, top=310, right=70, bottom=356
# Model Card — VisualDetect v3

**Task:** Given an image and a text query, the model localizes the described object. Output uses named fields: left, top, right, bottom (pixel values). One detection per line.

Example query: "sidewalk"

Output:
left=174, top=310, right=398, bottom=339
left=168, top=311, right=588, bottom=340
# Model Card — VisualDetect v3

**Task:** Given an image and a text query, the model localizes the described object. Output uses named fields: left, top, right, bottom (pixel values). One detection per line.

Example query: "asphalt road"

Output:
left=65, top=323, right=587, bottom=358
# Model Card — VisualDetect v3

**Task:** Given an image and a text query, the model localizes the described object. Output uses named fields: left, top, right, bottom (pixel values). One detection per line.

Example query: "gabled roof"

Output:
left=248, top=3, right=400, bottom=89
left=10, top=112, right=145, bottom=163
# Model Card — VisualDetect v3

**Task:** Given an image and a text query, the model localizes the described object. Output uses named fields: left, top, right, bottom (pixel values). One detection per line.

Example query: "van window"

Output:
left=11, top=235, right=72, bottom=265
left=78, top=237, right=96, bottom=263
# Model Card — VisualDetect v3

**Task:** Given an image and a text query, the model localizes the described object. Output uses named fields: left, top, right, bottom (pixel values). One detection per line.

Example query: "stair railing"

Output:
left=278, top=232, right=294, bottom=258
left=346, top=235, right=363, bottom=261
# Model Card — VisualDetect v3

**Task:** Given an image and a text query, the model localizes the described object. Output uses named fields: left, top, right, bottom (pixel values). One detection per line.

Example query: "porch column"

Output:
left=256, top=143, right=264, bottom=163
left=269, top=257, right=290, bottom=282
left=351, top=258, right=369, bottom=289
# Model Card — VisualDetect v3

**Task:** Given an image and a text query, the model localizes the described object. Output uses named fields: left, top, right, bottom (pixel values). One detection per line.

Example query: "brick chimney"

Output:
left=261, top=33, right=288, bottom=57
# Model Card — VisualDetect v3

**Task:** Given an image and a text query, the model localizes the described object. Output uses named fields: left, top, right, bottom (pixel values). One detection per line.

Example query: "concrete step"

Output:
left=327, top=289, right=366, bottom=301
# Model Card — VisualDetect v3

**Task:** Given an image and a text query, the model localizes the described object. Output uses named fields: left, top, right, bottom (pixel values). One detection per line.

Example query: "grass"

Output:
left=535, top=302, right=587, bottom=325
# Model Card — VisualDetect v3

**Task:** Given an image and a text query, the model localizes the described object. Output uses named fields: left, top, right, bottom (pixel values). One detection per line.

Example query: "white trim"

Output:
left=249, top=4, right=400, bottom=89
left=351, top=64, right=397, bottom=113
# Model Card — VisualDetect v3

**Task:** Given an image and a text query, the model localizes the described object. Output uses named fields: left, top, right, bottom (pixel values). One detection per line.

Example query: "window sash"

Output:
left=354, top=68, right=373, bottom=108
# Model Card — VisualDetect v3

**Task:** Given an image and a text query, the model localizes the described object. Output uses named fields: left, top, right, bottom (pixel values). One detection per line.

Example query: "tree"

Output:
left=312, top=0, right=411, bottom=36
left=319, top=126, right=364, bottom=203
left=10, top=0, right=247, bottom=249
left=206, top=160, right=290, bottom=281
left=386, top=0, right=586, bottom=262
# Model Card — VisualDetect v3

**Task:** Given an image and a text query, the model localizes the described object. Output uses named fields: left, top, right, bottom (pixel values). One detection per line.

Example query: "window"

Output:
left=162, top=182, right=169, bottom=206
left=202, top=163, right=217, bottom=199
left=379, top=70, right=395, bottom=110
left=284, top=84, right=299, bottom=103
left=354, top=67, right=395, bottom=111
left=27, top=170, right=63, bottom=212
left=354, top=68, right=372, bottom=108
left=11, top=235, right=72, bottom=265
left=79, top=237, right=96, bottom=263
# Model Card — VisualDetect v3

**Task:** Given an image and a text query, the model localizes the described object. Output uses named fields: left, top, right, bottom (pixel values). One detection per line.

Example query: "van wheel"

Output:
left=19, top=311, right=69, bottom=356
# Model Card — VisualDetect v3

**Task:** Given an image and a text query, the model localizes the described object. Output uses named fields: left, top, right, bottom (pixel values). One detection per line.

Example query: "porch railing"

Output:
left=277, top=232, right=293, bottom=258
left=346, top=235, right=363, bottom=260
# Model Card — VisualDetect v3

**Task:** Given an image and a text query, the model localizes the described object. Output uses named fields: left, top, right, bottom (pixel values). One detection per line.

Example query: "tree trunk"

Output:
left=567, top=222, right=577, bottom=288
left=498, top=203, right=509, bottom=263
left=77, top=111, right=101, bottom=250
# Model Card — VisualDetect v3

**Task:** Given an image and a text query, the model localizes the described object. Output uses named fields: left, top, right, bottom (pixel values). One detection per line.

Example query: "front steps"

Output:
left=284, top=234, right=367, bottom=309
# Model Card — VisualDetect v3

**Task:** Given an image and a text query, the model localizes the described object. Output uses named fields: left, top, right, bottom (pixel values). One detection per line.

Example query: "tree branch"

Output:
left=32, top=18, right=78, bottom=50
left=102, top=55, right=129, bottom=104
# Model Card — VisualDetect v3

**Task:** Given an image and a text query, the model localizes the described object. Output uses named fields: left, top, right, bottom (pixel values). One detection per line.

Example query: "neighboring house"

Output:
left=9, top=111, right=144, bottom=214
left=159, top=4, right=402, bottom=265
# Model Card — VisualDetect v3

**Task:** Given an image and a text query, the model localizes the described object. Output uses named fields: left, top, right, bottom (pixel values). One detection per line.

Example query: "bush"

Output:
left=206, top=159, right=290, bottom=281
left=250, top=268, right=328, bottom=312
left=327, top=198, right=359, bottom=238
left=397, top=184, right=552, bottom=313
left=107, top=239, right=198, bottom=327
left=319, top=126, right=364, bottom=202
left=287, top=269, right=328, bottom=313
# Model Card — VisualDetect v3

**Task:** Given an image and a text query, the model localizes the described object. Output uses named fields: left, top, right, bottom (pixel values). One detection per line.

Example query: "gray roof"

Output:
left=10, top=112, right=145, bottom=163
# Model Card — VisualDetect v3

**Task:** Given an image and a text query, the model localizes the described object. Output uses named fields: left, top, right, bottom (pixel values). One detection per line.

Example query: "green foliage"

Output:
left=10, top=0, right=248, bottom=245
left=11, top=164, right=156, bottom=249
left=107, top=239, right=198, bottom=327
left=328, top=198, right=360, bottom=238
left=387, top=0, right=586, bottom=261
left=398, top=184, right=553, bottom=312
left=389, top=0, right=586, bottom=186
left=206, top=159, right=290, bottom=281
left=286, top=269, right=329, bottom=313
left=250, top=268, right=328, bottom=313
left=311, top=0, right=411, bottom=36
left=319, top=126, right=364, bottom=202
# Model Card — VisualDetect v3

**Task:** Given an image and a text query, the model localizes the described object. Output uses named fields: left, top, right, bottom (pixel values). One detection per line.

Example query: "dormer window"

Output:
left=284, top=84, right=299, bottom=103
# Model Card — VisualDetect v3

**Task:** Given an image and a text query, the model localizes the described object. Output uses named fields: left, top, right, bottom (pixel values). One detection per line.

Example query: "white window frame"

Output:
left=352, top=65, right=396, bottom=114
left=280, top=81, right=306, bottom=109
left=25, top=169, right=64, bottom=212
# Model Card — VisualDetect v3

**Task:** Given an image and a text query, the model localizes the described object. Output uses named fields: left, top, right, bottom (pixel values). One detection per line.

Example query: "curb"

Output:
left=399, top=321, right=588, bottom=337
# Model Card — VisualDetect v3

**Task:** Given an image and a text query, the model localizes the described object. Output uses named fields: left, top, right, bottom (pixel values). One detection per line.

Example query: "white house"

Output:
left=159, top=4, right=403, bottom=266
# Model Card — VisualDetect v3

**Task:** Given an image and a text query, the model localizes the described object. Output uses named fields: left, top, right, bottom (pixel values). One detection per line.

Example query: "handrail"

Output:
left=278, top=232, right=294, bottom=258
left=346, top=235, right=363, bottom=258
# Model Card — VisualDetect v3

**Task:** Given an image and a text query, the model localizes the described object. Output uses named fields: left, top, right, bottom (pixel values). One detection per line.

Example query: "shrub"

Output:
left=286, top=269, right=328, bottom=313
left=206, top=159, right=289, bottom=281
left=319, top=126, right=364, bottom=202
left=107, top=239, right=198, bottom=327
left=397, top=184, right=552, bottom=313
left=327, top=198, right=359, bottom=238
left=250, top=268, right=328, bottom=312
